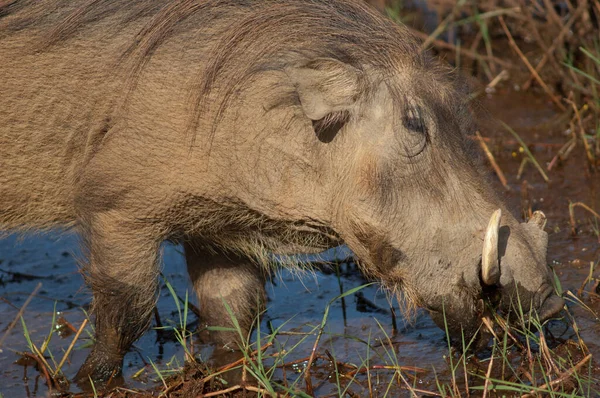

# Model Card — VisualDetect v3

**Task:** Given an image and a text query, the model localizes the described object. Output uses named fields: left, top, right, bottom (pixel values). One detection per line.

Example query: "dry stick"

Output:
left=517, top=158, right=531, bottom=180
left=55, top=318, right=88, bottom=375
left=539, top=332, right=560, bottom=375
left=548, top=136, right=576, bottom=171
left=304, top=325, right=325, bottom=395
left=498, top=16, right=566, bottom=111
left=566, top=98, right=595, bottom=165
left=362, top=359, right=373, bottom=398
left=469, top=135, right=564, bottom=148
left=202, top=385, right=243, bottom=397
left=577, top=261, right=596, bottom=297
left=396, top=370, right=419, bottom=398
left=542, top=0, right=566, bottom=29
left=521, top=354, right=593, bottom=398
left=482, top=349, right=495, bottom=398
left=21, top=351, right=56, bottom=390
left=408, top=28, right=515, bottom=69
left=481, top=316, right=501, bottom=342
left=199, top=341, right=274, bottom=384
left=217, top=342, right=273, bottom=372
left=404, top=388, right=444, bottom=397
left=353, top=364, right=426, bottom=375
left=28, top=338, right=55, bottom=382
left=523, top=1, right=586, bottom=90
left=420, top=1, right=461, bottom=50
left=245, top=385, right=282, bottom=396
left=0, top=296, right=19, bottom=311
left=569, top=202, right=600, bottom=235
left=476, top=131, right=510, bottom=189
left=518, top=0, right=563, bottom=76
left=279, top=355, right=313, bottom=367
left=0, top=282, right=42, bottom=349
left=487, top=70, right=509, bottom=89
left=495, top=315, right=525, bottom=350
left=562, top=296, right=590, bottom=354
left=203, top=385, right=280, bottom=398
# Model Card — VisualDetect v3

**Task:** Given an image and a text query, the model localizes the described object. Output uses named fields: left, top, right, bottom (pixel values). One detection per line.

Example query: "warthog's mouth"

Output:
left=481, top=282, right=565, bottom=324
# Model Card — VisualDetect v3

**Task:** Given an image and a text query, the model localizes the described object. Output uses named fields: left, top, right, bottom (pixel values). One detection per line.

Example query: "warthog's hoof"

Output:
left=74, top=349, right=124, bottom=392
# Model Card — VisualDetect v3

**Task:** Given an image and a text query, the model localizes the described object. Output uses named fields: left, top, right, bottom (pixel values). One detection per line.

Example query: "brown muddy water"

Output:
left=0, top=89, right=599, bottom=397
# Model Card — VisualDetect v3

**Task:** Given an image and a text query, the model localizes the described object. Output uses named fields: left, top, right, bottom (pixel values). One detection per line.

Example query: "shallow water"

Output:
left=0, top=89, right=599, bottom=397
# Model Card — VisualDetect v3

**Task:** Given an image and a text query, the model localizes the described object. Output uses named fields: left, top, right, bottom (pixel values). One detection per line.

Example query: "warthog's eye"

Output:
left=402, top=105, right=427, bottom=135
left=401, top=104, right=429, bottom=157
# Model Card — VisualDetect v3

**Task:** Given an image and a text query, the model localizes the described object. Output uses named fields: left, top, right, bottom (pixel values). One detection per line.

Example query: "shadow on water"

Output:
left=0, top=89, right=599, bottom=396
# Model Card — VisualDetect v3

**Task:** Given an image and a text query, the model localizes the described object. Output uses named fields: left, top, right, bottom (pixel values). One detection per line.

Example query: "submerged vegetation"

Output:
left=1, top=0, right=600, bottom=396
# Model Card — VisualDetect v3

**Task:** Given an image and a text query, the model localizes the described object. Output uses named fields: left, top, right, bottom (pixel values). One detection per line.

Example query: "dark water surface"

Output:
left=0, top=90, right=599, bottom=396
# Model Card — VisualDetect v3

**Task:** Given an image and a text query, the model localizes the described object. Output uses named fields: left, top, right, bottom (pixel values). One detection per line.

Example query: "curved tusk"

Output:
left=481, top=208, right=502, bottom=286
left=527, top=210, right=546, bottom=230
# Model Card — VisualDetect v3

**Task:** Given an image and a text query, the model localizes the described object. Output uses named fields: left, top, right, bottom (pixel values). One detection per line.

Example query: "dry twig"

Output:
left=55, top=318, right=89, bottom=375
left=498, top=16, right=566, bottom=111
left=521, top=354, right=592, bottom=397
left=569, top=202, right=600, bottom=235
left=522, top=1, right=586, bottom=90
left=476, top=131, right=510, bottom=189
left=0, top=282, right=42, bottom=349
left=408, top=27, right=515, bottom=69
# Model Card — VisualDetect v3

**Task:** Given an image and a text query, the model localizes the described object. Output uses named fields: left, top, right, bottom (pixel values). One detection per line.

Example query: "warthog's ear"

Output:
left=288, top=58, right=362, bottom=120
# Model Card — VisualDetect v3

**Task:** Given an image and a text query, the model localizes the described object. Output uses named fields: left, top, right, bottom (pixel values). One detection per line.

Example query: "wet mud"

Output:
left=0, top=92, right=599, bottom=396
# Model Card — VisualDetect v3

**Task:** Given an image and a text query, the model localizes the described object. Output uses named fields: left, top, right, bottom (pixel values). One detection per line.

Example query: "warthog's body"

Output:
left=0, top=0, right=563, bottom=384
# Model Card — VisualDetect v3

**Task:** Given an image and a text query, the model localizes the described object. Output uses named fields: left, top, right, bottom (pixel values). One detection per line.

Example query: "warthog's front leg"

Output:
left=184, top=243, right=266, bottom=356
left=75, top=212, right=161, bottom=386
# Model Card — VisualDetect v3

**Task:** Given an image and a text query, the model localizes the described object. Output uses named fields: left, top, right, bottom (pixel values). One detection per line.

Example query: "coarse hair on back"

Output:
left=1, top=0, right=440, bottom=141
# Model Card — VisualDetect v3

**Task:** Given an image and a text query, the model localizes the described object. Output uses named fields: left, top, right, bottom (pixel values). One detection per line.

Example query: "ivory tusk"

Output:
left=481, top=208, right=501, bottom=285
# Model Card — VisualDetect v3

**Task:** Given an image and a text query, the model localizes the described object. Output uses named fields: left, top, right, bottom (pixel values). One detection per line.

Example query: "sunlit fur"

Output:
left=0, top=0, right=560, bottom=384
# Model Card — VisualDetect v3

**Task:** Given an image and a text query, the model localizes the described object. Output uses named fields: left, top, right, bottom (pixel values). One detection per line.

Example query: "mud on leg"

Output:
left=75, top=212, right=161, bottom=385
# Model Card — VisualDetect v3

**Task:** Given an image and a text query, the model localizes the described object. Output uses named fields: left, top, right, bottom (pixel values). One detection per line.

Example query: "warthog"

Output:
left=0, top=0, right=564, bottom=385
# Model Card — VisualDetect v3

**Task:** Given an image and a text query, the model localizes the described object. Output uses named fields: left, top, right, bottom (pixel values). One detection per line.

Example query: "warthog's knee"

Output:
left=185, top=244, right=266, bottom=347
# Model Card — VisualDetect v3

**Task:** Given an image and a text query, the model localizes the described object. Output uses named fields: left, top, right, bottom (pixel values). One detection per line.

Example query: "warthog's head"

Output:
left=283, top=57, right=564, bottom=337
left=195, top=1, right=564, bottom=338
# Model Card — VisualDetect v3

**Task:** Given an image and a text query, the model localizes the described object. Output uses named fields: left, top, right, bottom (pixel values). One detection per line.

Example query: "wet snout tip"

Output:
left=538, top=294, right=565, bottom=322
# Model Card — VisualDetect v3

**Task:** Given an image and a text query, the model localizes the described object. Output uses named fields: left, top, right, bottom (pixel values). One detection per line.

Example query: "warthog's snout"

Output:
left=482, top=209, right=564, bottom=327
left=536, top=287, right=565, bottom=322
left=426, top=209, right=564, bottom=339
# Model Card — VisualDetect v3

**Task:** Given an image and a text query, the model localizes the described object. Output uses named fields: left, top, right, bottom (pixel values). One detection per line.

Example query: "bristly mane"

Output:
left=0, top=0, right=457, bottom=143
